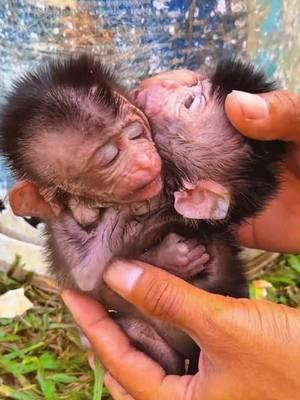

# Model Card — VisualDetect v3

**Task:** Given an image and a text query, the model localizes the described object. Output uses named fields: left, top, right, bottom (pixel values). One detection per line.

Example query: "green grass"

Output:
left=249, top=254, right=300, bottom=306
left=0, top=254, right=299, bottom=399
left=0, top=269, right=111, bottom=400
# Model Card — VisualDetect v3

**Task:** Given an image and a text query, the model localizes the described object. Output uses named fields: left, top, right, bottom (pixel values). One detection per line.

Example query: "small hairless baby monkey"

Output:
left=1, top=56, right=286, bottom=375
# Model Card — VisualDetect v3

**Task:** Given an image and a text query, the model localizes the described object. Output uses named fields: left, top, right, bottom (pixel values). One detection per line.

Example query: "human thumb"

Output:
left=225, top=90, right=300, bottom=144
left=103, top=259, right=235, bottom=348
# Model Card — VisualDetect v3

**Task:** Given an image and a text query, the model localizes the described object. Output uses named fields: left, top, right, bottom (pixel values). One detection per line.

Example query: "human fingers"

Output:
left=62, top=290, right=171, bottom=400
left=104, top=373, right=134, bottom=400
left=225, top=90, right=300, bottom=144
left=103, top=259, right=234, bottom=350
left=237, top=168, right=300, bottom=252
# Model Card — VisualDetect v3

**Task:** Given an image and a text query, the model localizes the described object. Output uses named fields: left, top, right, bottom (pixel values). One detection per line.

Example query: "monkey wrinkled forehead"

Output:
left=0, top=54, right=128, bottom=180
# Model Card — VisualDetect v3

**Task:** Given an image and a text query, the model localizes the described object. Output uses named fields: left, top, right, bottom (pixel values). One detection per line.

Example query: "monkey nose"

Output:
left=136, top=152, right=154, bottom=168
left=137, top=151, right=161, bottom=174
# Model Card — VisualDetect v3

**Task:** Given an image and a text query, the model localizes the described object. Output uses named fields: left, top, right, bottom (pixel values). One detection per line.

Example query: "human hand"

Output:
left=225, top=91, right=300, bottom=252
left=63, top=259, right=300, bottom=400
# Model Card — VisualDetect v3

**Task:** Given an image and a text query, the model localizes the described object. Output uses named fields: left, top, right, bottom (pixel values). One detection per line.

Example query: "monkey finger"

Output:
left=187, top=245, right=206, bottom=261
left=183, top=239, right=200, bottom=251
left=175, top=256, right=209, bottom=279
left=189, top=253, right=210, bottom=267
left=185, top=258, right=209, bottom=276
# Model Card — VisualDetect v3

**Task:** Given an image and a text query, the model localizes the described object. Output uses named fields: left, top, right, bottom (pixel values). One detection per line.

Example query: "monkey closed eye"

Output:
left=123, top=122, right=144, bottom=140
left=95, top=142, right=119, bottom=167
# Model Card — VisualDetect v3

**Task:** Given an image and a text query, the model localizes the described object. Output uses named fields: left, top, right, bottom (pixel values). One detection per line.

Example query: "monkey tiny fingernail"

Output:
left=231, top=91, right=269, bottom=119
left=104, top=260, right=143, bottom=295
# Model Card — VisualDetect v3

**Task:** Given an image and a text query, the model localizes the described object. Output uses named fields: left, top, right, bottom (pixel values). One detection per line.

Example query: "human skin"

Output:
left=225, top=90, right=300, bottom=252
left=63, top=259, right=300, bottom=400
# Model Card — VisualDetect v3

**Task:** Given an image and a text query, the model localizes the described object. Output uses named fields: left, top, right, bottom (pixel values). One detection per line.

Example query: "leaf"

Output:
left=48, top=373, right=77, bottom=383
left=93, top=357, right=104, bottom=400
left=0, top=384, right=36, bottom=400
left=39, top=352, right=60, bottom=370
left=37, top=369, right=57, bottom=400
left=264, top=275, right=295, bottom=285
left=286, top=255, right=300, bottom=275
left=0, top=358, right=37, bottom=375
left=0, top=334, right=20, bottom=342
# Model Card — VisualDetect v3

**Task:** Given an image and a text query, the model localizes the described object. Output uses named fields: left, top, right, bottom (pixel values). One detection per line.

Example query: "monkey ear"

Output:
left=174, top=180, right=230, bottom=220
left=9, top=180, right=56, bottom=220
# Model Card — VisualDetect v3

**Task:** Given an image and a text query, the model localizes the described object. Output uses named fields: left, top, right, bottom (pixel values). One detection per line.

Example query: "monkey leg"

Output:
left=113, top=314, right=185, bottom=375
left=141, top=232, right=210, bottom=279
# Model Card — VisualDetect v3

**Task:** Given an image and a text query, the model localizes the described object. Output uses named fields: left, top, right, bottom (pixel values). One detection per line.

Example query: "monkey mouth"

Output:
left=131, top=175, right=163, bottom=201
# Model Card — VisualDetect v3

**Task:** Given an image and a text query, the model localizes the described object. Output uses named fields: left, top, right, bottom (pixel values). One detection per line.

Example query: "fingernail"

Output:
left=103, top=260, right=143, bottom=295
left=231, top=91, right=269, bottom=119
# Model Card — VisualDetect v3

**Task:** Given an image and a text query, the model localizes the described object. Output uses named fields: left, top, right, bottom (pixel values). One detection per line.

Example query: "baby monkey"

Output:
left=1, top=55, right=207, bottom=279
left=1, top=55, right=162, bottom=223
left=1, top=56, right=286, bottom=375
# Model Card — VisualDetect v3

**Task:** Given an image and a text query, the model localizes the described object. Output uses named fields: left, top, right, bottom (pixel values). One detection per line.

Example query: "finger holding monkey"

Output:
left=226, top=90, right=300, bottom=252
left=63, top=260, right=300, bottom=400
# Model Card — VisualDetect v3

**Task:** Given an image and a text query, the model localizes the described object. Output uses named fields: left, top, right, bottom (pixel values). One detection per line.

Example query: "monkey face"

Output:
left=26, top=95, right=163, bottom=206
left=134, top=63, right=286, bottom=224
left=74, top=98, right=163, bottom=204
left=134, top=75, right=245, bottom=222
left=0, top=55, right=163, bottom=209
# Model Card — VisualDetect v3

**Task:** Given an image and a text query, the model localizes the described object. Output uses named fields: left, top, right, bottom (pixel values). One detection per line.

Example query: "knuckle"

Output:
left=178, top=244, right=188, bottom=254
left=142, top=277, right=183, bottom=320
left=273, top=91, right=300, bottom=121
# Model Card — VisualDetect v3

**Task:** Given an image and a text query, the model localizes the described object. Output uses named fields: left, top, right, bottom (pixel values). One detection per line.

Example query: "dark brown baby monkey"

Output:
left=0, top=55, right=286, bottom=375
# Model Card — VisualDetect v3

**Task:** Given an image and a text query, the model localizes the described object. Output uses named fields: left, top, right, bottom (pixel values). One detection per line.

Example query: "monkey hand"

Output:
left=68, top=197, right=100, bottom=227
left=225, top=90, right=300, bottom=253
left=142, top=233, right=209, bottom=279
left=63, top=259, right=300, bottom=400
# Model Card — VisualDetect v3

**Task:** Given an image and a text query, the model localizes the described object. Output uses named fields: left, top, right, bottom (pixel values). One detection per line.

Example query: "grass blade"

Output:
left=93, top=357, right=104, bottom=400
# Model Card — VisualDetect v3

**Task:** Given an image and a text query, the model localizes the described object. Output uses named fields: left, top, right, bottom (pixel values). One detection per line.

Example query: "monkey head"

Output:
left=133, top=60, right=287, bottom=225
left=0, top=55, right=162, bottom=210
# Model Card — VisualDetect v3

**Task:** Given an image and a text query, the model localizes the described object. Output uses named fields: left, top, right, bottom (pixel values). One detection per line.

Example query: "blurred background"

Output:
left=0, top=1, right=299, bottom=399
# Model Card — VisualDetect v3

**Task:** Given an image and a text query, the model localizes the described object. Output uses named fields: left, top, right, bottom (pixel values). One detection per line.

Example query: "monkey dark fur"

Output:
left=0, top=56, right=286, bottom=375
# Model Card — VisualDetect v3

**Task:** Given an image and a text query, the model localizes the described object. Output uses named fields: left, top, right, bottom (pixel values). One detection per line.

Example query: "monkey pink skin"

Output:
left=174, top=180, right=230, bottom=220
left=129, top=175, right=163, bottom=202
